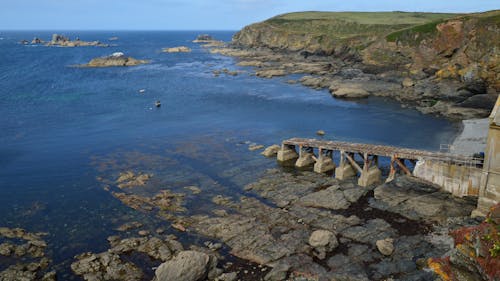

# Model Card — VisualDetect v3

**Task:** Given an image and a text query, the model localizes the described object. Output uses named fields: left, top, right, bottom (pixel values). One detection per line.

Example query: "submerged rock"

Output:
left=0, top=227, right=53, bottom=281
left=115, top=170, right=152, bottom=189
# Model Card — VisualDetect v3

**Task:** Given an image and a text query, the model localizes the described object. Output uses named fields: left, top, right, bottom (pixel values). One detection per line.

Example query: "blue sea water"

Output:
left=0, top=31, right=459, bottom=278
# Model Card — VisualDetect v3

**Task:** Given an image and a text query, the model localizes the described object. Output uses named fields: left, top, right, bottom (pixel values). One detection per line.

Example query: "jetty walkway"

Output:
left=277, top=138, right=483, bottom=195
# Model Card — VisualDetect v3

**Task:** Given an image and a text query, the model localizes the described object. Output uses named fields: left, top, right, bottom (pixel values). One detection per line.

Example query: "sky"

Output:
left=1, top=0, right=498, bottom=30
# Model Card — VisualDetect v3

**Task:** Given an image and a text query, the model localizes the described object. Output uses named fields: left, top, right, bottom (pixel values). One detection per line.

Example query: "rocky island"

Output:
left=80, top=52, right=149, bottom=67
left=209, top=11, right=500, bottom=119
left=23, top=34, right=110, bottom=47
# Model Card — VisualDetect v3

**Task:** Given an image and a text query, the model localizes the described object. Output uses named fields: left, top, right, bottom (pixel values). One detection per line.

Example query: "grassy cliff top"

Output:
left=271, top=11, right=460, bottom=25
left=386, top=10, right=500, bottom=42
left=260, top=11, right=461, bottom=40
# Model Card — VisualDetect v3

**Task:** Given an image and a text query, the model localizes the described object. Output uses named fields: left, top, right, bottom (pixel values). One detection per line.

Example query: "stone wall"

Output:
left=473, top=95, right=500, bottom=217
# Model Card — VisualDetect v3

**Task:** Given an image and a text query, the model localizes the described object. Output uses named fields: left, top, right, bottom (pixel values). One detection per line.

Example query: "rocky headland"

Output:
left=204, top=10, right=500, bottom=120
left=80, top=52, right=149, bottom=67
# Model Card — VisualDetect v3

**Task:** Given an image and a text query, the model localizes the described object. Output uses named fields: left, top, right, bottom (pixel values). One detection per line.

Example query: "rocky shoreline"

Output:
left=207, top=44, right=495, bottom=120
left=83, top=158, right=484, bottom=281
left=201, top=10, right=499, bottom=120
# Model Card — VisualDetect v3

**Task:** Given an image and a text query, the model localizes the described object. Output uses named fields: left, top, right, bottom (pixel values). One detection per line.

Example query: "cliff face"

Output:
left=232, top=11, right=500, bottom=92
left=233, top=12, right=458, bottom=56
left=364, top=11, right=500, bottom=92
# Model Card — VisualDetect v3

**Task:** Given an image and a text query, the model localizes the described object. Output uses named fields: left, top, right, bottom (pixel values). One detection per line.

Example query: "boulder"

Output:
left=309, top=230, right=338, bottom=259
left=309, top=230, right=337, bottom=249
left=261, top=145, right=280, bottom=157
left=331, top=87, right=369, bottom=99
left=154, top=251, right=211, bottom=281
left=376, top=238, right=394, bottom=256
left=402, top=78, right=414, bottom=87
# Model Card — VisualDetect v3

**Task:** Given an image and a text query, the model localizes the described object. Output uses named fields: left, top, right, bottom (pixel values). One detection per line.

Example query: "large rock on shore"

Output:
left=154, top=251, right=213, bottom=281
left=82, top=52, right=149, bottom=67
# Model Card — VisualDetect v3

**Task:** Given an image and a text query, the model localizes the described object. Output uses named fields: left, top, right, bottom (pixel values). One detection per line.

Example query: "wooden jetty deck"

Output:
left=283, top=138, right=480, bottom=164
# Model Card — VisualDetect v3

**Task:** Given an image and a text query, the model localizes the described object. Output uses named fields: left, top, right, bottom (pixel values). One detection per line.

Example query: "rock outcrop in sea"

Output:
left=80, top=52, right=149, bottom=67
left=162, top=46, right=192, bottom=53
left=44, top=34, right=109, bottom=47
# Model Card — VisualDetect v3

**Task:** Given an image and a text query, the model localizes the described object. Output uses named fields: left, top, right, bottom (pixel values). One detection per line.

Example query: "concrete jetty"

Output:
left=275, top=96, right=500, bottom=217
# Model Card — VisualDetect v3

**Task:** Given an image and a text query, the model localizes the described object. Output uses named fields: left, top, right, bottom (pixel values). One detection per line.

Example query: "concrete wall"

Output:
left=473, top=95, right=500, bottom=217
left=413, top=160, right=482, bottom=197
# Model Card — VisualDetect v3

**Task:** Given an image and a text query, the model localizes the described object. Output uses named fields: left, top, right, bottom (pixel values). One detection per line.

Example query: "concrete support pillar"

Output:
left=358, top=166, right=382, bottom=187
left=277, top=144, right=299, bottom=163
left=335, top=151, right=356, bottom=180
left=386, top=156, right=396, bottom=183
left=358, top=154, right=382, bottom=187
left=314, top=149, right=336, bottom=173
left=295, top=146, right=315, bottom=168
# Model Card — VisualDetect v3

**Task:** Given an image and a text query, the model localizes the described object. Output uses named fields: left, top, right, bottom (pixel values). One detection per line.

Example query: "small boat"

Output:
left=155, top=100, right=161, bottom=107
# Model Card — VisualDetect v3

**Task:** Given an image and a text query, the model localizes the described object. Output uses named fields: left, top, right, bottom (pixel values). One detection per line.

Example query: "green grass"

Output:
left=271, top=11, right=459, bottom=25
left=385, top=10, right=500, bottom=43
left=263, top=11, right=460, bottom=43
left=386, top=20, right=444, bottom=42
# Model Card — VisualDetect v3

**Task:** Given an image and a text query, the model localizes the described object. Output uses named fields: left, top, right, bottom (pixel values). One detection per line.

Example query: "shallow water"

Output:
left=0, top=31, right=459, bottom=278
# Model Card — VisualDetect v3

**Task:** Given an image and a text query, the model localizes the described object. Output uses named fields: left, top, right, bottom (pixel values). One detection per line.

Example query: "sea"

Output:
left=0, top=31, right=459, bottom=279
